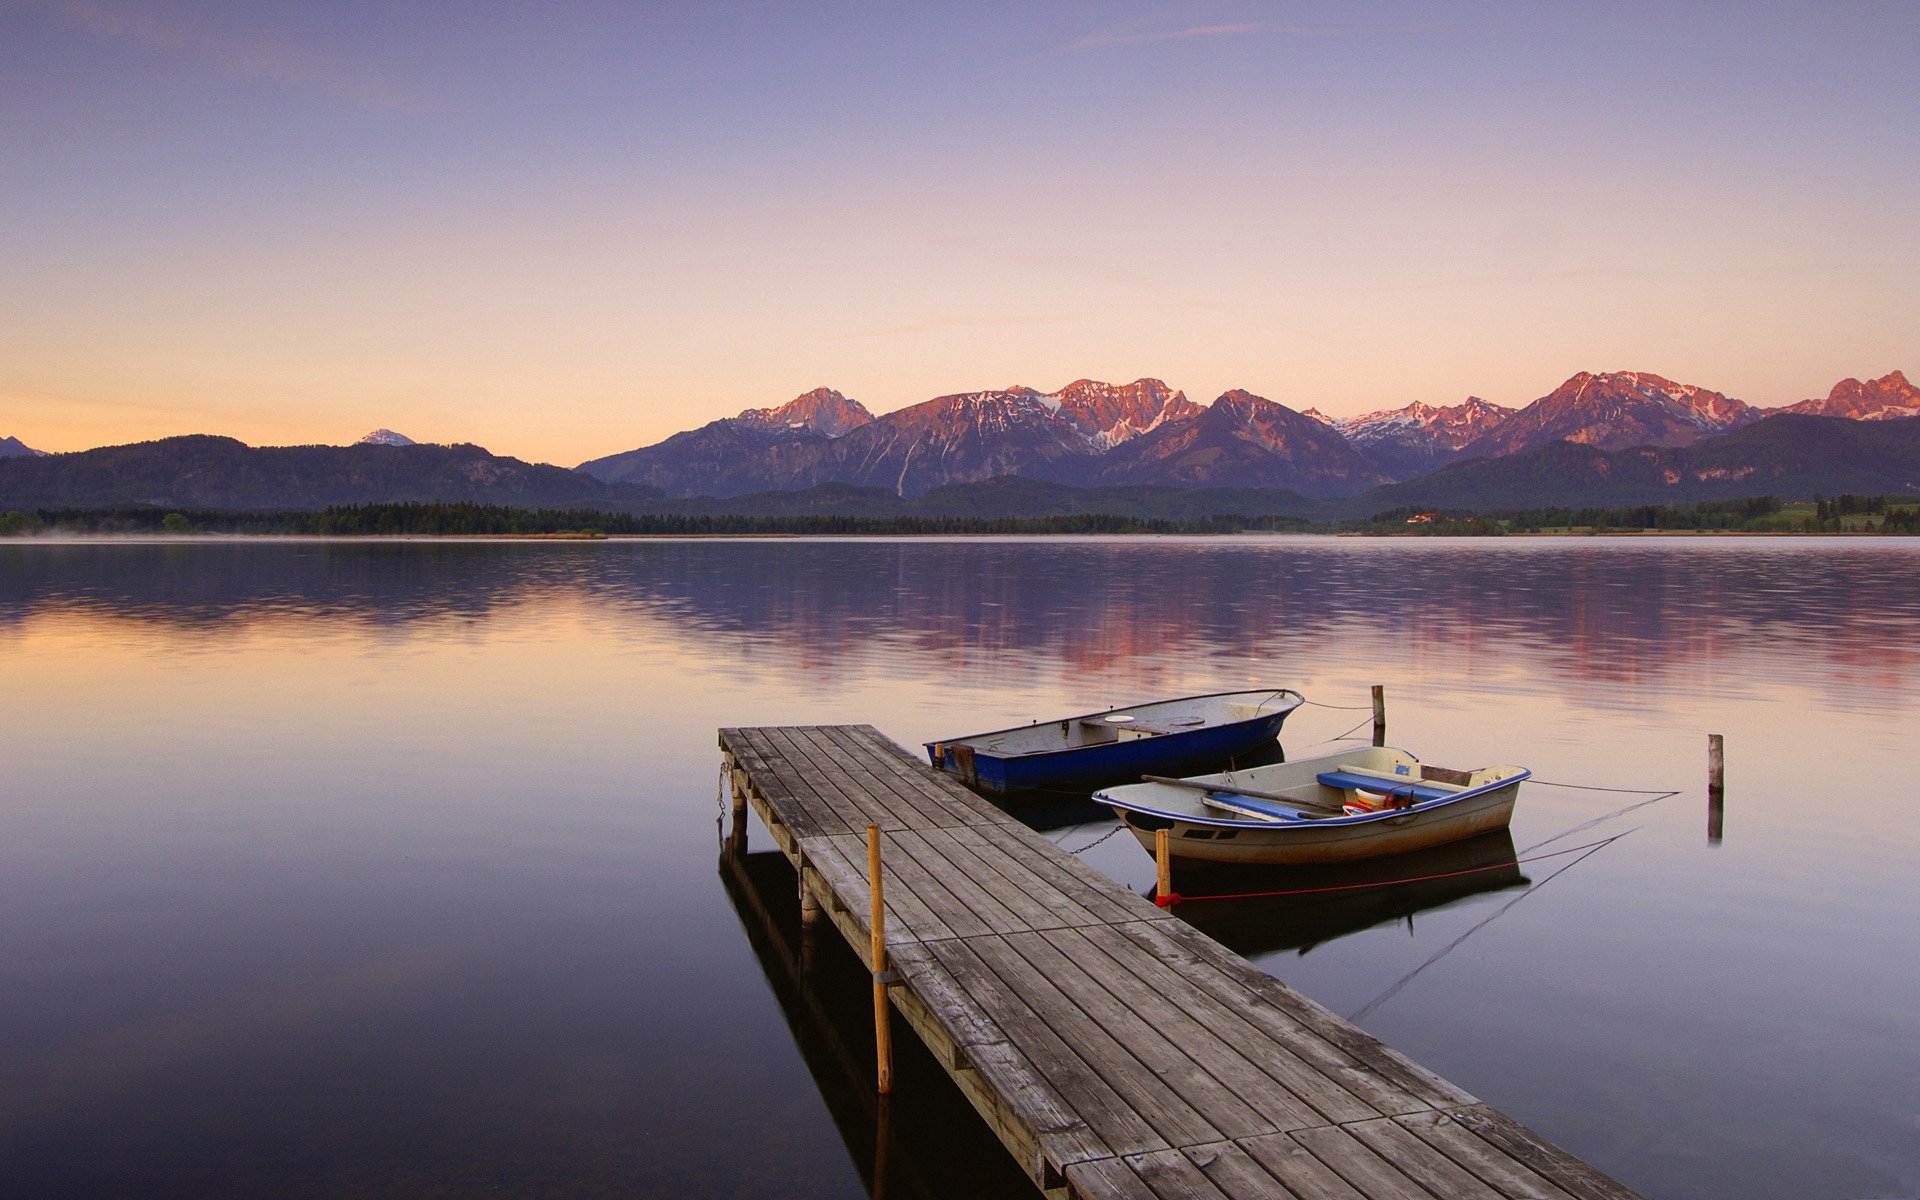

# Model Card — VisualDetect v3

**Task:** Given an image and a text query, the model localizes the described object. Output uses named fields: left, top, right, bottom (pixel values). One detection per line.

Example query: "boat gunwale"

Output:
left=925, top=688, right=1305, bottom=759
left=1095, top=761, right=1531, bottom=831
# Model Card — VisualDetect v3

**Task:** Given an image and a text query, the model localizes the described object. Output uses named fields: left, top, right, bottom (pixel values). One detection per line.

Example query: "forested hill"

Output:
left=0, top=436, right=662, bottom=511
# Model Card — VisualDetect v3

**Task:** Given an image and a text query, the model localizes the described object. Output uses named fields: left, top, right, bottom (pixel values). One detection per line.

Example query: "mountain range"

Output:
left=578, top=368, right=1916, bottom=500
left=2, top=370, right=1914, bottom=519
left=2, top=435, right=48, bottom=459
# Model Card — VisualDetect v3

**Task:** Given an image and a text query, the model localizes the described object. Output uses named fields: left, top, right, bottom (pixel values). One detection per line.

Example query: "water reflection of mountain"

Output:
left=5, top=539, right=1918, bottom=700
left=1169, top=831, right=1529, bottom=959
left=719, top=846, right=1040, bottom=1200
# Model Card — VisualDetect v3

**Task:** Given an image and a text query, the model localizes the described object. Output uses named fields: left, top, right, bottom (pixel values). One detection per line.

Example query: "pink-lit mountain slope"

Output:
left=576, top=387, right=875, bottom=494
left=1304, top=396, right=1516, bottom=478
left=1779, top=371, right=1920, bottom=422
left=1461, top=371, right=1763, bottom=459
left=1092, top=390, right=1387, bottom=495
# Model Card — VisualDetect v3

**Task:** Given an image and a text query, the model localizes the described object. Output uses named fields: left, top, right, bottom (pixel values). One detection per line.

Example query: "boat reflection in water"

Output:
left=1166, top=831, right=1529, bottom=959
left=718, top=846, right=1042, bottom=1200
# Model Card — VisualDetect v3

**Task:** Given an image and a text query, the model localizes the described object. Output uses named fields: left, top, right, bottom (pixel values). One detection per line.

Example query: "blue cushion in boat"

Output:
left=1315, top=771, right=1455, bottom=802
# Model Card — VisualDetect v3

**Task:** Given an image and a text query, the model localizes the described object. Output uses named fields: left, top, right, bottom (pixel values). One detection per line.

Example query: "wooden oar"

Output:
left=1140, top=775, right=1348, bottom=813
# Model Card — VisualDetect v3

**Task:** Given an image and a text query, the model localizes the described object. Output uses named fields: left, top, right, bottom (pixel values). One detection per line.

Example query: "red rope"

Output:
left=1153, top=836, right=1621, bottom=907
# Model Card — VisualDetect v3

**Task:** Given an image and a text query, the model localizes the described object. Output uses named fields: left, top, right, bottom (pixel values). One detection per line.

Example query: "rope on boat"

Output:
left=1153, top=833, right=1628, bottom=906
left=1289, top=714, right=1376, bottom=753
left=1298, top=699, right=1377, bottom=711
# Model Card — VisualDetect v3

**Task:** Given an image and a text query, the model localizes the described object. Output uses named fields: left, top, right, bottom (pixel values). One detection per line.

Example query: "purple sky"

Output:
left=3, top=0, right=1915, bottom=463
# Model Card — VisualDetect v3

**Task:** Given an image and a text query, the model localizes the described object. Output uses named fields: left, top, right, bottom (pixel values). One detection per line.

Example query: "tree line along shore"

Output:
left=4, top=495, right=1918, bottom=538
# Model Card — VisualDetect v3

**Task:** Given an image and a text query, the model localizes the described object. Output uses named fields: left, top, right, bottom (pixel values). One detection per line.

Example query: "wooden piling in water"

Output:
left=1372, top=684, right=1387, bottom=746
left=1154, top=828, right=1172, bottom=906
left=867, top=824, right=893, bottom=1095
left=1707, top=733, right=1725, bottom=844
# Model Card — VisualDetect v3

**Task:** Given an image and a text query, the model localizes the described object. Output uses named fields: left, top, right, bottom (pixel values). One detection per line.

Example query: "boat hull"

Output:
left=928, top=690, right=1302, bottom=797
left=1113, top=783, right=1519, bottom=865
left=1096, top=746, right=1530, bottom=866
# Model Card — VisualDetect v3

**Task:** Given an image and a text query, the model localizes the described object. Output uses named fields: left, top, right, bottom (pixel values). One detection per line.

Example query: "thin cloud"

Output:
left=1069, top=18, right=1430, bottom=51
left=54, top=0, right=408, bottom=109
left=868, top=313, right=1080, bottom=338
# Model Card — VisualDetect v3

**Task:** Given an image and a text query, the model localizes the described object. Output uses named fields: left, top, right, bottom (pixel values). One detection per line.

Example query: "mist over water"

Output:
left=3, top=537, right=1917, bottom=1199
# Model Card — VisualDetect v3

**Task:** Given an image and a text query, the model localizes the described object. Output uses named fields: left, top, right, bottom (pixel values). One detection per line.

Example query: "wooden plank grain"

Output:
left=1235, top=1133, right=1370, bottom=1200
left=819, top=724, right=999, bottom=827
left=1344, top=1117, right=1507, bottom=1200
left=731, top=727, right=851, bottom=837
left=1290, top=1124, right=1444, bottom=1200
left=760, top=726, right=909, bottom=833
left=1119, top=918, right=1474, bottom=1113
left=1106, top=920, right=1437, bottom=1118
left=1444, top=1107, right=1645, bottom=1200
left=832, top=724, right=1017, bottom=827
left=1391, top=1111, right=1578, bottom=1200
left=926, top=937, right=1171, bottom=1158
left=918, top=825, right=1107, bottom=931
left=967, top=934, right=1231, bottom=1150
left=1045, top=925, right=1362, bottom=1132
left=804, top=725, right=958, bottom=831
left=998, top=928, right=1285, bottom=1141
left=881, top=827, right=1033, bottom=937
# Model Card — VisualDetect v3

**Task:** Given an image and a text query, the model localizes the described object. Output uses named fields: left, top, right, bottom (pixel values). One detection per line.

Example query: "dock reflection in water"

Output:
left=718, top=846, right=1041, bottom=1200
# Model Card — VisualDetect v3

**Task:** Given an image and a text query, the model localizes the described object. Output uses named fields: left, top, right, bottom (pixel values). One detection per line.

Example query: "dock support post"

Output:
left=1707, top=734, right=1725, bottom=844
left=1154, top=829, right=1173, bottom=907
left=799, top=867, right=822, bottom=930
left=729, top=769, right=748, bottom=851
left=868, top=824, right=894, bottom=1095
left=1371, top=685, right=1386, bottom=747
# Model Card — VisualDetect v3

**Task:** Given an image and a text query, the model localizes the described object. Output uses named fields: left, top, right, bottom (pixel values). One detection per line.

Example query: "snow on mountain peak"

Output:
left=357, top=429, right=417, bottom=446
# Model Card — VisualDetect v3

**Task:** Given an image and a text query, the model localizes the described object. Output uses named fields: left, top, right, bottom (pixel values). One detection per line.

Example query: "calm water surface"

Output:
left=3, top=537, right=1917, bottom=1199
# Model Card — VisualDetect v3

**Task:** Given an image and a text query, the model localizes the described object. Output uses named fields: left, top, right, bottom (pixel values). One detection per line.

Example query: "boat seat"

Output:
left=1199, top=791, right=1311, bottom=822
left=1078, top=717, right=1199, bottom=737
left=1315, top=771, right=1457, bottom=803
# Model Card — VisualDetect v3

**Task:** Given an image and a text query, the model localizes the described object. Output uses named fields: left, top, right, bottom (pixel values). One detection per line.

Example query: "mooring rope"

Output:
left=1347, top=831, right=1629, bottom=1023
left=1298, top=698, right=1376, bottom=712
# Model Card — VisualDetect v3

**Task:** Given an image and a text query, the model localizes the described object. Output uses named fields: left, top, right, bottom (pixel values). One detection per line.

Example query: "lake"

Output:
left=3, top=536, right=1917, bottom=1199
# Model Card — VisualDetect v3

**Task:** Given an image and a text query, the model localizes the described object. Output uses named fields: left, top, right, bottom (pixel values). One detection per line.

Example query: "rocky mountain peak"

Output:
left=1049, top=377, right=1199, bottom=448
left=1784, top=370, right=1919, bottom=421
left=738, top=387, right=873, bottom=437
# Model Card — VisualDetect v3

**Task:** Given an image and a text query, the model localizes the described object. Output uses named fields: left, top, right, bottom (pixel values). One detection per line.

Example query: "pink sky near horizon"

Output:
left=2, top=2, right=1914, bottom=465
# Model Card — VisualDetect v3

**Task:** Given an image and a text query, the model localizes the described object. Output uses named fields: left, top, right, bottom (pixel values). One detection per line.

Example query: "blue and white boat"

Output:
left=926, top=689, right=1304, bottom=797
left=1096, top=745, right=1530, bottom=865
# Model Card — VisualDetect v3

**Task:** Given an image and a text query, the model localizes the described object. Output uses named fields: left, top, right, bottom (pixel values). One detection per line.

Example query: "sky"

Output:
left=2, top=0, right=1915, bottom=465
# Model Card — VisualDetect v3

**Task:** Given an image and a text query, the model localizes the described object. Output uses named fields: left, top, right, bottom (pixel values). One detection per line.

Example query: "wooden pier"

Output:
left=719, top=725, right=1642, bottom=1200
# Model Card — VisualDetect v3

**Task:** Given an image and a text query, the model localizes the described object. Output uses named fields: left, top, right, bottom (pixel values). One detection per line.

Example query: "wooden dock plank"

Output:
left=996, top=929, right=1286, bottom=1141
left=822, top=724, right=1017, bottom=829
left=1044, top=925, right=1367, bottom=1131
left=718, top=726, right=1642, bottom=1200
left=1391, top=1111, right=1578, bottom=1200
left=929, top=937, right=1175, bottom=1158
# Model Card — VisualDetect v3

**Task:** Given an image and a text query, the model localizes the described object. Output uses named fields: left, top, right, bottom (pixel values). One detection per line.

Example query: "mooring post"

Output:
left=1371, top=685, right=1387, bottom=747
left=1707, top=733, right=1725, bottom=844
left=868, top=824, right=894, bottom=1095
left=1154, top=828, right=1172, bottom=906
